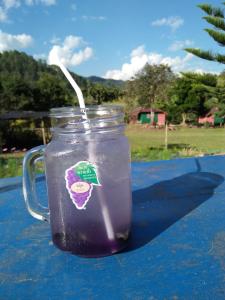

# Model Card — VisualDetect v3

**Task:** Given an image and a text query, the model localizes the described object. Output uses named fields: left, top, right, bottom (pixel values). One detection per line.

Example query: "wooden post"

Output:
left=41, top=120, right=46, bottom=145
left=150, top=108, right=155, bottom=126
left=165, top=122, right=168, bottom=150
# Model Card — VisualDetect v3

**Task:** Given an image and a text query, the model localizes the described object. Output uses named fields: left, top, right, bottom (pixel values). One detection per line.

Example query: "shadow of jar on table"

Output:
left=126, top=158, right=224, bottom=252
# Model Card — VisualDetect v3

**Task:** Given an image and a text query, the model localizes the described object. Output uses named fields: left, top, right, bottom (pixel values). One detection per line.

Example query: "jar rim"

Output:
left=50, top=105, right=125, bottom=134
left=50, top=105, right=124, bottom=118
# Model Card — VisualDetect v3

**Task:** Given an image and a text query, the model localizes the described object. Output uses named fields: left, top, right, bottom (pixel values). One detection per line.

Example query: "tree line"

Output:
left=1, top=49, right=225, bottom=125
left=0, top=51, right=121, bottom=113
left=0, top=51, right=122, bottom=149
left=123, top=64, right=225, bottom=125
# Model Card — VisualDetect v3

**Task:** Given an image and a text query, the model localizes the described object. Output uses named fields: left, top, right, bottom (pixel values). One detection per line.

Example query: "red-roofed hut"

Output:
left=130, top=108, right=166, bottom=126
left=198, top=107, right=225, bottom=126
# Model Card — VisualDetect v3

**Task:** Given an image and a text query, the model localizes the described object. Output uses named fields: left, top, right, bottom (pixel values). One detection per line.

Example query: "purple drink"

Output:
left=45, top=135, right=132, bottom=257
left=23, top=106, right=132, bottom=257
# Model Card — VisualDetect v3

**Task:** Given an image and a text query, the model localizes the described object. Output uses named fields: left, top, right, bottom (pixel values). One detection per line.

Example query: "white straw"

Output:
left=48, top=48, right=87, bottom=117
left=57, top=62, right=87, bottom=117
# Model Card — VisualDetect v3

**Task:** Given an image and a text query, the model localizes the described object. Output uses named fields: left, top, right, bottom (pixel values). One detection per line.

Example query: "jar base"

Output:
left=52, top=232, right=130, bottom=258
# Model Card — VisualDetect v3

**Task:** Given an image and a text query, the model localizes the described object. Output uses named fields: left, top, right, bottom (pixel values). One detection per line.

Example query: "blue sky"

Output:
left=0, top=0, right=225, bottom=79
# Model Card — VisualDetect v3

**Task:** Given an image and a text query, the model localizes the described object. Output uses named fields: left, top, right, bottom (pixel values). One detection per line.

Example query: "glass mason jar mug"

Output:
left=23, top=106, right=132, bottom=257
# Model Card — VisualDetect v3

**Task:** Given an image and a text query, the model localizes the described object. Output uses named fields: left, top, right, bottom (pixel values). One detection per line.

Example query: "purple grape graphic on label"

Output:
left=65, top=161, right=101, bottom=210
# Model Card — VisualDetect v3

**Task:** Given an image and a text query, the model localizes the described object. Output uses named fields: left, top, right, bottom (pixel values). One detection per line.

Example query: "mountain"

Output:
left=0, top=50, right=89, bottom=89
left=0, top=50, right=122, bottom=113
left=87, top=76, right=124, bottom=87
left=0, top=50, right=124, bottom=88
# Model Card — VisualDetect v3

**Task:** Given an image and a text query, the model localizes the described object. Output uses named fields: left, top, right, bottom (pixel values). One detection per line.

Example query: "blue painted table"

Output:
left=0, top=155, right=225, bottom=299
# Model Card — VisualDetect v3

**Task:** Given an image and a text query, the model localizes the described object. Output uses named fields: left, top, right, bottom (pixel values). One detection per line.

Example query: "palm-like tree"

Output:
left=186, top=3, right=225, bottom=64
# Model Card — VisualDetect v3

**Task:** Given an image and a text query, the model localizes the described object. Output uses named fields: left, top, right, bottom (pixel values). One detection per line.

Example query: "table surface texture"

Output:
left=0, top=155, right=225, bottom=300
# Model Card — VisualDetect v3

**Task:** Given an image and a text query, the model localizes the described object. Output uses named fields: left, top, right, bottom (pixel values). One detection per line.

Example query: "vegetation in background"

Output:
left=186, top=2, right=225, bottom=65
left=0, top=152, right=44, bottom=178
left=167, top=72, right=218, bottom=124
left=184, top=2, right=225, bottom=117
left=2, top=50, right=225, bottom=128
left=0, top=50, right=121, bottom=114
left=3, top=3, right=225, bottom=178
left=0, top=155, right=23, bottom=178
left=126, top=125, right=225, bottom=161
left=2, top=126, right=225, bottom=178
left=0, top=51, right=122, bottom=148
left=127, top=64, right=175, bottom=108
left=123, top=64, right=175, bottom=120
left=2, top=49, right=225, bottom=177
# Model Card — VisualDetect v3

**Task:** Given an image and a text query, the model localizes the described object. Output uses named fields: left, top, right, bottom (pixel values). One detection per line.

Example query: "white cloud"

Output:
left=33, top=53, right=46, bottom=60
left=3, top=0, right=20, bottom=9
left=104, top=45, right=194, bottom=80
left=25, top=0, right=56, bottom=5
left=0, top=0, right=56, bottom=22
left=151, top=16, right=184, bottom=31
left=0, top=7, right=8, bottom=22
left=63, top=35, right=83, bottom=49
left=169, top=40, right=194, bottom=51
left=0, top=30, right=33, bottom=51
left=48, top=35, right=93, bottom=67
left=82, top=15, right=107, bottom=21
left=131, top=45, right=145, bottom=57
left=50, top=35, right=61, bottom=44
left=70, top=47, right=93, bottom=65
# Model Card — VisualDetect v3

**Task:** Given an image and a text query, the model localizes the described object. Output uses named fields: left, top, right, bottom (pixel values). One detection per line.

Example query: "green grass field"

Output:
left=1, top=125, right=225, bottom=178
left=126, top=125, right=225, bottom=161
left=0, top=152, right=43, bottom=178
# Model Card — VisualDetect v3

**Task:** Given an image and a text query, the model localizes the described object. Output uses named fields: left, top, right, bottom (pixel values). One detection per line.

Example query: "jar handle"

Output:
left=22, top=145, right=50, bottom=222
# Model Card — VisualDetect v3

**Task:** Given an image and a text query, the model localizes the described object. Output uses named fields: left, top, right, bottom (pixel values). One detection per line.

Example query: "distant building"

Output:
left=130, top=108, right=166, bottom=126
left=198, top=107, right=224, bottom=126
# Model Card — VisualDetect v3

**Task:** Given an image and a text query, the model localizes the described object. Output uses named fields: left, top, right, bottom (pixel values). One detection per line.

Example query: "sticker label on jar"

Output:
left=65, top=161, right=101, bottom=210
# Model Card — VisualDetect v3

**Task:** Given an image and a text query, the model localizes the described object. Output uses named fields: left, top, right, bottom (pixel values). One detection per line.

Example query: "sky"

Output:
left=0, top=0, right=225, bottom=80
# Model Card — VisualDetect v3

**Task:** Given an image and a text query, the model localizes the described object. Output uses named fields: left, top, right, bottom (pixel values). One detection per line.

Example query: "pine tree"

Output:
left=186, top=3, right=225, bottom=64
